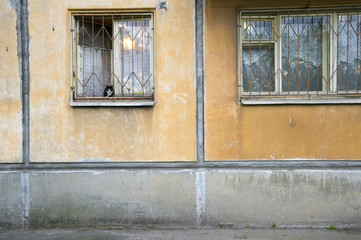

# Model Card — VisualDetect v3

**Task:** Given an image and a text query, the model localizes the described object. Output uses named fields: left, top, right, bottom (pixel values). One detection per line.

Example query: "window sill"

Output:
left=69, top=100, right=156, bottom=107
left=239, top=96, right=361, bottom=105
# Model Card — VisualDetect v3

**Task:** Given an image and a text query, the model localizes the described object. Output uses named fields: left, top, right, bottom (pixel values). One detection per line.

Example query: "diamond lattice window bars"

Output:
left=71, top=13, right=154, bottom=102
left=239, top=8, right=361, bottom=102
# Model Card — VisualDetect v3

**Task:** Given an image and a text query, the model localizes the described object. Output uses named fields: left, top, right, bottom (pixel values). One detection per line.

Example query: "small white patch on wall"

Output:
left=222, top=141, right=238, bottom=150
left=173, top=93, right=188, bottom=104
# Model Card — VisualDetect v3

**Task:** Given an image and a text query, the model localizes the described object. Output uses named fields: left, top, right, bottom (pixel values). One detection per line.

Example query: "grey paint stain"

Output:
left=8, top=0, right=19, bottom=9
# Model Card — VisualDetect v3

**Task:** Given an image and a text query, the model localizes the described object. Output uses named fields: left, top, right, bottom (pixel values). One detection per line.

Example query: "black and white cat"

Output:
left=103, top=85, right=114, bottom=97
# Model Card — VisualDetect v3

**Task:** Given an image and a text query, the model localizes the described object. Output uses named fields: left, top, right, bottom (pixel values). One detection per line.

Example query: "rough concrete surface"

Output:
left=0, top=228, right=361, bottom=240
left=2, top=169, right=361, bottom=229
left=28, top=171, right=197, bottom=228
left=0, top=172, right=22, bottom=229
left=206, top=169, right=361, bottom=226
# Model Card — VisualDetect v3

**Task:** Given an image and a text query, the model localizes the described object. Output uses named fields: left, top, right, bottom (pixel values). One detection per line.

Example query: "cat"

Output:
left=103, top=85, right=114, bottom=97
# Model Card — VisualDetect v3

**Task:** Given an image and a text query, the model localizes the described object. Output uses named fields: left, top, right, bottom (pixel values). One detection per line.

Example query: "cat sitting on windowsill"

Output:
left=103, top=85, right=114, bottom=97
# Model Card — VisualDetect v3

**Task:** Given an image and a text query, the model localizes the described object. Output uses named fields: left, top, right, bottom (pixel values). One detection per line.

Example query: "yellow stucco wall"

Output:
left=205, top=0, right=361, bottom=160
left=0, top=0, right=22, bottom=163
left=28, top=0, right=196, bottom=162
left=3, top=0, right=361, bottom=163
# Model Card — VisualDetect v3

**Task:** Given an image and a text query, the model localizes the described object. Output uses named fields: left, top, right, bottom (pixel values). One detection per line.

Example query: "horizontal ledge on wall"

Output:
left=1, top=160, right=361, bottom=170
left=68, top=8, right=156, bottom=12
left=240, top=97, right=361, bottom=105
left=69, top=100, right=156, bottom=107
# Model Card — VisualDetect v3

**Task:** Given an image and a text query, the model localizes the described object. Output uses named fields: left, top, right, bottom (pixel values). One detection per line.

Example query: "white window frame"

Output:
left=70, top=11, right=155, bottom=107
left=238, top=8, right=361, bottom=104
left=241, top=16, right=278, bottom=95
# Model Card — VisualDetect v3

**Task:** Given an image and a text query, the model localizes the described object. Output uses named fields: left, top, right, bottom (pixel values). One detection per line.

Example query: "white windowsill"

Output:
left=70, top=100, right=156, bottom=107
left=240, top=96, right=361, bottom=105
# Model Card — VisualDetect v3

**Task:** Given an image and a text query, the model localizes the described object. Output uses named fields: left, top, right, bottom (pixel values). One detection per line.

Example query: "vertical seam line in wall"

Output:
left=195, top=0, right=205, bottom=165
left=17, top=0, right=30, bottom=229
left=20, top=172, right=30, bottom=230
left=20, top=0, right=30, bottom=166
left=196, top=170, right=206, bottom=226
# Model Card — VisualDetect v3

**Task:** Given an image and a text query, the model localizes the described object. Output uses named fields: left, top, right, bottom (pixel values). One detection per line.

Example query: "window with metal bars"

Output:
left=70, top=12, right=154, bottom=105
left=238, top=8, right=361, bottom=104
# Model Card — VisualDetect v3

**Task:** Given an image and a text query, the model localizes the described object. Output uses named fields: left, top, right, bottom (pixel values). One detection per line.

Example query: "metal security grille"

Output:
left=240, top=8, right=361, bottom=98
left=71, top=13, right=154, bottom=100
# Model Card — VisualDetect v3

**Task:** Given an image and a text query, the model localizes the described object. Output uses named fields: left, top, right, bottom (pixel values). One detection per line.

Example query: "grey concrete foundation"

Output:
left=0, top=172, right=23, bottom=229
left=206, top=170, right=361, bottom=227
left=28, top=170, right=197, bottom=229
left=1, top=169, right=361, bottom=229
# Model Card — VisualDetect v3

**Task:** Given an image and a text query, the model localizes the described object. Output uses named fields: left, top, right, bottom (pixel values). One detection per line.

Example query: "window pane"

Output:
left=281, top=15, right=328, bottom=92
left=337, top=14, right=361, bottom=91
left=78, top=20, right=112, bottom=49
left=78, top=47, right=111, bottom=97
left=244, top=20, right=273, bottom=40
left=73, top=14, right=154, bottom=101
left=75, top=16, right=112, bottom=98
left=242, top=46, right=275, bottom=92
left=117, top=17, right=152, bottom=97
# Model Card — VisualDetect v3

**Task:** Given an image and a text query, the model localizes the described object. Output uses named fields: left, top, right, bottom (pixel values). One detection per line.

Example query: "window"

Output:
left=239, top=8, right=361, bottom=104
left=70, top=12, right=155, bottom=106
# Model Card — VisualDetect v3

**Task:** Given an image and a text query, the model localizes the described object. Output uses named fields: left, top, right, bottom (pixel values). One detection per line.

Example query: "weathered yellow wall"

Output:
left=205, top=0, right=361, bottom=160
left=3, top=0, right=361, bottom=163
left=28, top=0, right=196, bottom=162
left=0, top=0, right=22, bottom=163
